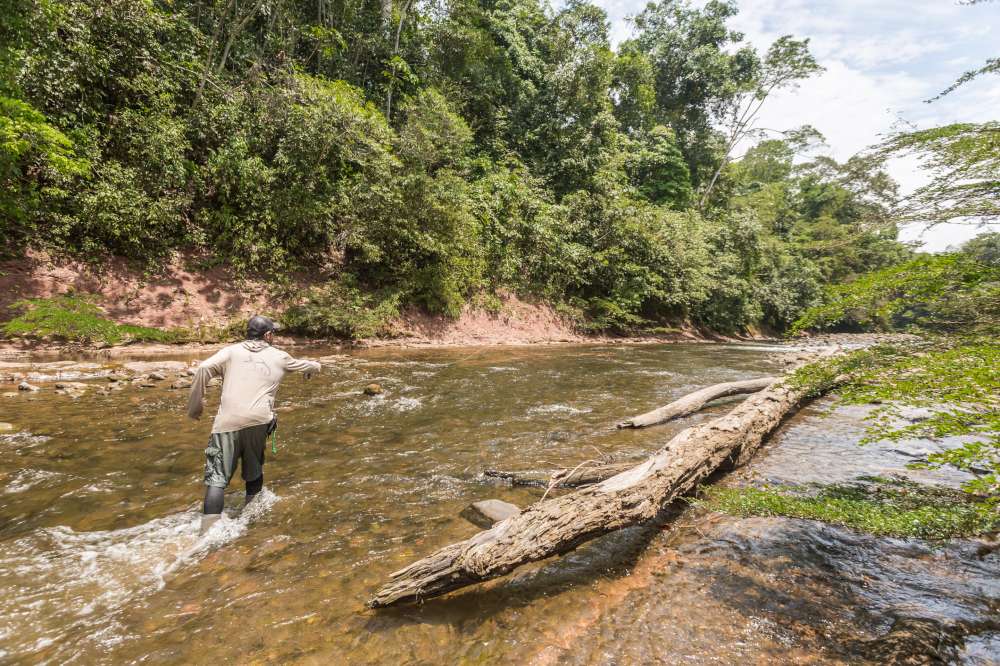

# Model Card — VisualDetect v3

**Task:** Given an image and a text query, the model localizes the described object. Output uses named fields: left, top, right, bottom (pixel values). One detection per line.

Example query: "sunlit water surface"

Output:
left=0, top=343, right=996, bottom=664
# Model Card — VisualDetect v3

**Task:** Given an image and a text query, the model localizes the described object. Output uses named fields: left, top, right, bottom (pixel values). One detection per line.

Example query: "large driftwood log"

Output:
left=368, top=374, right=815, bottom=608
left=616, top=376, right=776, bottom=429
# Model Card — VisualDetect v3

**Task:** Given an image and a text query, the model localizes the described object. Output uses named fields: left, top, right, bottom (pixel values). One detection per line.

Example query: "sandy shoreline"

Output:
left=0, top=328, right=736, bottom=360
left=0, top=328, right=910, bottom=362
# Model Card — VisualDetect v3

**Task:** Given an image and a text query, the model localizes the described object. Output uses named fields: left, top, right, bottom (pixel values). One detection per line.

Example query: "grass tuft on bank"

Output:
left=1, top=295, right=230, bottom=346
left=701, top=477, right=999, bottom=540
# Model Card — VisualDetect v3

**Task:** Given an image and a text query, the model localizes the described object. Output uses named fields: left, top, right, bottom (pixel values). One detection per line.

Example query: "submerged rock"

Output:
left=171, top=378, right=193, bottom=390
left=55, top=381, right=89, bottom=390
left=460, top=499, right=522, bottom=528
left=363, top=383, right=383, bottom=396
left=17, top=381, right=39, bottom=392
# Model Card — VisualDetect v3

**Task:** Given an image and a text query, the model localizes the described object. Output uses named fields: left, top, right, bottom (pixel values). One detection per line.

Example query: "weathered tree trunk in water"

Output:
left=617, top=376, right=775, bottom=429
left=368, top=374, right=819, bottom=608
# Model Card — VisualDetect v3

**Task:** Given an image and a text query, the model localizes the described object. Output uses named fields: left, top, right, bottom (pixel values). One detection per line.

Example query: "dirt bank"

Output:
left=0, top=250, right=299, bottom=330
left=0, top=252, right=734, bottom=355
left=5, top=252, right=898, bottom=357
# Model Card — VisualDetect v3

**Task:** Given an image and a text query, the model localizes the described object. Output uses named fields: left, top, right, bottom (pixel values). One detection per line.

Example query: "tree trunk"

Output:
left=368, top=374, right=821, bottom=608
left=617, top=376, right=775, bottom=429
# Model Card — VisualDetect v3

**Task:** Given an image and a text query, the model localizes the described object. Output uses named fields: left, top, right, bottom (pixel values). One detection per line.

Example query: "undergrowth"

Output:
left=701, top=477, right=999, bottom=540
left=1, top=295, right=230, bottom=345
left=282, top=281, right=402, bottom=340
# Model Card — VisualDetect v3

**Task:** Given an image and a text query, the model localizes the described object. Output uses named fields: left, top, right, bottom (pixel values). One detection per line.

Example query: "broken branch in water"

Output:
left=483, top=462, right=638, bottom=489
left=616, top=376, right=776, bottom=429
left=483, top=377, right=777, bottom=489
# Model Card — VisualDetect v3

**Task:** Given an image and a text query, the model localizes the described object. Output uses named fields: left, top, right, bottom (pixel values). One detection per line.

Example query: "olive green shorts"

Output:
left=203, top=423, right=269, bottom=488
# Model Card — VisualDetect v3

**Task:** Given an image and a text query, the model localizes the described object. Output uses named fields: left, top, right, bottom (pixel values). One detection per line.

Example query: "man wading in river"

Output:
left=188, top=315, right=321, bottom=534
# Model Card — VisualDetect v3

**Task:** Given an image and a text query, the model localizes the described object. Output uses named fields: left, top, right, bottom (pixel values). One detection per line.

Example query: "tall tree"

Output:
left=629, top=0, right=756, bottom=185
left=698, top=35, right=821, bottom=209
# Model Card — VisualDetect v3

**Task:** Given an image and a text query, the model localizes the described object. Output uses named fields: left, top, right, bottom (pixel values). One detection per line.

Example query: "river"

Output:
left=0, top=343, right=996, bottom=664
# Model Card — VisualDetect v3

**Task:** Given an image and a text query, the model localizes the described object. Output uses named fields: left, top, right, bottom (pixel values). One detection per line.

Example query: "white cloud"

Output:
left=900, top=222, right=999, bottom=252
left=588, top=0, right=999, bottom=249
left=740, top=60, right=925, bottom=161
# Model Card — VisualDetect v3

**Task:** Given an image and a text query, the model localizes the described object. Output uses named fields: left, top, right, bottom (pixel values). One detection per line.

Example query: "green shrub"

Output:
left=792, top=254, right=1000, bottom=335
left=0, top=96, right=88, bottom=247
left=702, top=477, right=999, bottom=540
left=283, top=281, right=402, bottom=340
left=2, top=295, right=191, bottom=345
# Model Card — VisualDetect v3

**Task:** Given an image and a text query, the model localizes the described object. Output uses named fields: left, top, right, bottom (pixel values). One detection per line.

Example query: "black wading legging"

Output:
left=203, top=475, right=263, bottom=514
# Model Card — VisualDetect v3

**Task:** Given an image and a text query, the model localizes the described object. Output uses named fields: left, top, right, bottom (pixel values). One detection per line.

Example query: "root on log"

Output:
left=616, top=376, right=775, bottom=429
left=368, top=373, right=819, bottom=608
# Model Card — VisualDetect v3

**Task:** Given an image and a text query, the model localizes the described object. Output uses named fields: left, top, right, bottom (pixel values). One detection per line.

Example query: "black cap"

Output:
left=246, top=315, right=279, bottom=339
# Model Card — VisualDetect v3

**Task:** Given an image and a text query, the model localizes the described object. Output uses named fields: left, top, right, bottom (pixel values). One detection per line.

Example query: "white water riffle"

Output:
left=0, top=489, right=279, bottom=661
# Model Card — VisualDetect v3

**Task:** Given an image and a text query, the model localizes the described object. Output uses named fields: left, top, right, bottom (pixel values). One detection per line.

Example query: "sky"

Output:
left=591, top=0, right=999, bottom=250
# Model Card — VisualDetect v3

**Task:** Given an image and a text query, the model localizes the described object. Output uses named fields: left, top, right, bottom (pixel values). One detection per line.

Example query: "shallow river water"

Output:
left=0, top=343, right=997, bottom=664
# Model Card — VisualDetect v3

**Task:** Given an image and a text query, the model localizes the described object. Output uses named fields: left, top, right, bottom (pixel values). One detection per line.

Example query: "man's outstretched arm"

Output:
left=283, top=354, right=321, bottom=377
left=187, top=348, right=229, bottom=420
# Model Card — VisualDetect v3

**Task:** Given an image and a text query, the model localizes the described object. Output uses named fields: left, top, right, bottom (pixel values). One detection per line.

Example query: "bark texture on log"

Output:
left=617, top=376, right=776, bottom=429
left=369, top=375, right=808, bottom=608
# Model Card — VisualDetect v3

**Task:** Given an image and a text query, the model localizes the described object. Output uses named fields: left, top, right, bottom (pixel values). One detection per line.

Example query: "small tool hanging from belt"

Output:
left=267, top=417, right=278, bottom=454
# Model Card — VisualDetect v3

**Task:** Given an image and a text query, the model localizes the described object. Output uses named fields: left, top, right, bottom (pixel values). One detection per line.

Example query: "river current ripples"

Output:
left=0, top=343, right=996, bottom=664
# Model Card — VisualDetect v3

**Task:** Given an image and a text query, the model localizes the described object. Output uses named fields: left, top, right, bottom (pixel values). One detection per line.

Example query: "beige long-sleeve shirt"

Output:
left=187, top=340, right=321, bottom=433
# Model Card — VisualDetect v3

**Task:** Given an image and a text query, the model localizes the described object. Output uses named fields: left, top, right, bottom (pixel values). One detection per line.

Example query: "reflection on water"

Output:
left=0, top=343, right=996, bottom=664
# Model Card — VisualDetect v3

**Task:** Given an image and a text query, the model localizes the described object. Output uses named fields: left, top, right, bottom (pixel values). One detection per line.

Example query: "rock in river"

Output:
left=460, top=499, right=522, bottom=528
left=363, top=383, right=384, bottom=396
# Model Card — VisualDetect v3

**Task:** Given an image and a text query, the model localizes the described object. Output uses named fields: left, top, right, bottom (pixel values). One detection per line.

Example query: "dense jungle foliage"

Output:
left=2, top=0, right=911, bottom=333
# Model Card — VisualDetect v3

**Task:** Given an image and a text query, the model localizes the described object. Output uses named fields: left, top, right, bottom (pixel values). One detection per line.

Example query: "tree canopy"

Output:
left=1, top=0, right=912, bottom=334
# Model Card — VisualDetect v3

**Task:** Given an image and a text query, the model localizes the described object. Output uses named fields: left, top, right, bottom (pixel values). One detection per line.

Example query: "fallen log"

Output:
left=484, top=378, right=777, bottom=488
left=368, top=371, right=824, bottom=608
left=481, top=469, right=547, bottom=487
left=616, top=376, right=776, bottom=429
left=483, top=462, right=638, bottom=489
